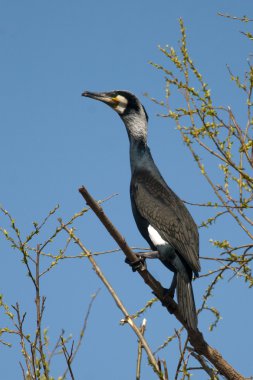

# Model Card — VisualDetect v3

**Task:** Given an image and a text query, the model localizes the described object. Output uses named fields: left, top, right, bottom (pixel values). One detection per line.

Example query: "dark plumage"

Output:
left=82, top=90, right=200, bottom=330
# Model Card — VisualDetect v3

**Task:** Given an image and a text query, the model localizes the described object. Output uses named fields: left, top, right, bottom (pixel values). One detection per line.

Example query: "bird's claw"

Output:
left=125, top=256, right=146, bottom=272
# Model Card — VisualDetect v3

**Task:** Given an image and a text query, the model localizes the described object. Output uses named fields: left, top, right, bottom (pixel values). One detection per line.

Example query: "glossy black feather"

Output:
left=129, top=144, right=200, bottom=330
left=131, top=167, right=200, bottom=275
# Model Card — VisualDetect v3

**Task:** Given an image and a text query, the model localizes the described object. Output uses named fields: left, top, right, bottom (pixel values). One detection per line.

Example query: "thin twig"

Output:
left=189, top=350, right=218, bottom=379
left=175, top=331, right=189, bottom=380
left=19, top=361, right=26, bottom=380
left=61, top=337, right=75, bottom=380
left=217, top=13, right=253, bottom=22
left=34, top=245, right=49, bottom=380
left=61, top=289, right=100, bottom=380
left=162, top=360, right=169, bottom=380
left=48, top=329, right=64, bottom=367
left=136, top=318, right=147, bottom=380
left=13, top=304, right=34, bottom=379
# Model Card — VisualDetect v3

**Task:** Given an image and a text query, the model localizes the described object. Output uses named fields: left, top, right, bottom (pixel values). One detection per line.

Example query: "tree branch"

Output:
left=136, top=318, right=147, bottom=380
left=61, top=289, right=100, bottom=380
left=60, top=219, right=164, bottom=379
left=78, top=185, right=246, bottom=380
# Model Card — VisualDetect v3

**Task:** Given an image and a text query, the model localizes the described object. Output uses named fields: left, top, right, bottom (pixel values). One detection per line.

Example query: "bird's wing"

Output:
left=131, top=169, right=200, bottom=274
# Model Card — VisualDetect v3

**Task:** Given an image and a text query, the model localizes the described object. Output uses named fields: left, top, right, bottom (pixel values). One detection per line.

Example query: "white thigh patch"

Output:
left=148, top=225, right=167, bottom=246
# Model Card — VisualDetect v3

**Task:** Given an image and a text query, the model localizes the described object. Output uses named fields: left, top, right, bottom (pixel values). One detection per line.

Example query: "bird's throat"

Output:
left=129, top=138, right=150, bottom=173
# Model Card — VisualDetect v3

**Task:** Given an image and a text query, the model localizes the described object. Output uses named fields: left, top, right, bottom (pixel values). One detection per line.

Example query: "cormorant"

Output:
left=82, top=90, right=200, bottom=330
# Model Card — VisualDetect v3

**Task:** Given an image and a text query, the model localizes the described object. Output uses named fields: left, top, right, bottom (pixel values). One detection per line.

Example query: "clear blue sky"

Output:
left=1, top=1, right=253, bottom=379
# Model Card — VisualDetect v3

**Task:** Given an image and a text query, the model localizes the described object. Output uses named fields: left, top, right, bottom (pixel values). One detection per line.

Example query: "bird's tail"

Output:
left=177, top=272, right=198, bottom=331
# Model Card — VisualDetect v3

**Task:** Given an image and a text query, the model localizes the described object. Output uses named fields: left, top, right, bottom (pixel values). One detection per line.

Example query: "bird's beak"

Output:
left=82, top=91, right=119, bottom=108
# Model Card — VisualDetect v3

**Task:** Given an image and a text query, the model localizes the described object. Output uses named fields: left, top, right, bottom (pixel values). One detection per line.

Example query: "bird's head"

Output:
left=82, top=90, right=149, bottom=143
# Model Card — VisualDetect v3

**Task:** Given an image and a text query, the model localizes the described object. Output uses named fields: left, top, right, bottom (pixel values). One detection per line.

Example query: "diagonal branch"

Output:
left=78, top=185, right=246, bottom=380
left=60, top=220, right=164, bottom=379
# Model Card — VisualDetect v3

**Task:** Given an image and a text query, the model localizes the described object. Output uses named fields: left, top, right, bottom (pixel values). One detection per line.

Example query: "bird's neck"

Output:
left=121, top=113, right=158, bottom=174
left=123, top=112, right=148, bottom=143
left=129, top=136, right=168, bottom=188
left=129, top=137, right=153, bottom=173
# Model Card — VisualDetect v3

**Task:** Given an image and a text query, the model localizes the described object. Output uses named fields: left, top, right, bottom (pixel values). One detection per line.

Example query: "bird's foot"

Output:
left=125, top=255, right=146, bottom=272
left=134, top=250, right=159, bottom=259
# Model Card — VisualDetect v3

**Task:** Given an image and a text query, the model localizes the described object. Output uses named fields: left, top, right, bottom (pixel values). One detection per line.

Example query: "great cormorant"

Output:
left=82, top=90, right=200, bottom=330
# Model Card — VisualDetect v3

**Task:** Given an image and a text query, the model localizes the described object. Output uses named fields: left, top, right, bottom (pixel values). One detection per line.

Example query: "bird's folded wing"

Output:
left=132, top=171, right=200, bottom=274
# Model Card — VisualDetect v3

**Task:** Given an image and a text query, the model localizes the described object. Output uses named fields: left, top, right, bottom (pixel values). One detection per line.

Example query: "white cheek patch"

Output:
left=115, top=95, right=128, bottom=114
left=148, top=225, right=167, bottom=246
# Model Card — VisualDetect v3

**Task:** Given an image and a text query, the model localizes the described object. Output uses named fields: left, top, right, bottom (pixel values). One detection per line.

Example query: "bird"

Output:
left=82, top=90, right=200, bottom=330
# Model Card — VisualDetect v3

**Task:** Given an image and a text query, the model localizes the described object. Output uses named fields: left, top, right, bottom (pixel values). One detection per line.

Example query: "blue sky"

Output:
left=1, top=1, right=253, bottom=379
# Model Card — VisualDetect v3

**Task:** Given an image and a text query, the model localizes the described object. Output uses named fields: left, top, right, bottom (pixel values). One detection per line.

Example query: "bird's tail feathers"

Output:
left=177, top=273, right=198, bottom=331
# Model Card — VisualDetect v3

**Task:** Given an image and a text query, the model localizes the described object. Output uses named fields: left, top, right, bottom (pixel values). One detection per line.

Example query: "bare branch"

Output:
left=12, top=304, right=34, bottom=379
left=60, top=215, right=164, bottom=379
left=61, top=289, right=100, bottom=380
left=136, top=318, right=147, bottom=380
left=78, top=185, right=246, bottom=380
left=61, top=337, right=75, bottom=380
left=189, top=349, right=219, bottom=379
left=33, top=245, right=49, bottom=380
